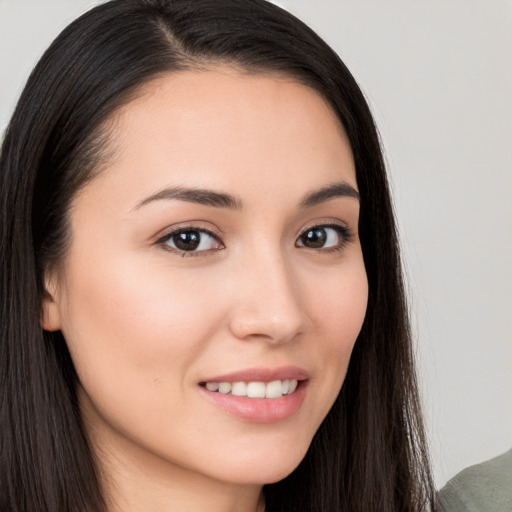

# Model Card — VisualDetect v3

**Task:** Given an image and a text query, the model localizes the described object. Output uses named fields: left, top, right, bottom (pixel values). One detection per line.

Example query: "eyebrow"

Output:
left=133, top=181, right=359, bottom=211
left=134, top=186, right=243, bottom=210
left=299, top=182, right=360, bottom=207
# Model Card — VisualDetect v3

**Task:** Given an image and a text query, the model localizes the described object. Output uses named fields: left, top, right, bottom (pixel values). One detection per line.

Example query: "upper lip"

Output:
left=201, top=365, right=309, bottom=383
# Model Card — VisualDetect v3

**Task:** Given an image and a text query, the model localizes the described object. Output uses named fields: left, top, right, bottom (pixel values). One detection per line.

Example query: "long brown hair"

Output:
left=0, top=1, right=435, bottom=510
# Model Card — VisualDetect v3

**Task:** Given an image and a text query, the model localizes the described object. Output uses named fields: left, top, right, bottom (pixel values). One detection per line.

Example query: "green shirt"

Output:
left=438, top=448, right=512, bottom=512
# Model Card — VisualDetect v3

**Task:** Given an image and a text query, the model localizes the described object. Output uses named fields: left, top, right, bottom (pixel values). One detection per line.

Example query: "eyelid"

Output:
left=153, top=221, right=223, bottom=244
left=295, top=220, right=355, bottom=251
left=297, top=219, right=354, bottom=240
left=298, top=219, right=351, bottom=234
left=153, top=222, right=224, bottom=257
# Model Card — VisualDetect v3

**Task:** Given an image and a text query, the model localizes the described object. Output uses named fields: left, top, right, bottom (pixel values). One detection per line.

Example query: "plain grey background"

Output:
left=1, top=0, right=511, bottom=487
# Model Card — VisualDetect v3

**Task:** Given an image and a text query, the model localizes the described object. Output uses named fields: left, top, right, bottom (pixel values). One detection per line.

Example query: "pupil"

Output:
left=304, top=228, right=326, bottom=248
left=174, top=231, right=200, bottom=250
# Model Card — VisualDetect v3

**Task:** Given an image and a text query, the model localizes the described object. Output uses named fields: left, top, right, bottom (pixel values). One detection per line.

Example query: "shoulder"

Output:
left=438, top=448, right=512, bottom=512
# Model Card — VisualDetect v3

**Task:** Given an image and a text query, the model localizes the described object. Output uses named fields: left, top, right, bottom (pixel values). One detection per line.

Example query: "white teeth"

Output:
left=231, top=382, right=247, bottom=396
left=265, top=380, right=283, bottom=399
left=247, top=382, right=266, bottom=398
left=218, top=382, right=231, bottom=394
left=204, top=379, right=299, bottom=398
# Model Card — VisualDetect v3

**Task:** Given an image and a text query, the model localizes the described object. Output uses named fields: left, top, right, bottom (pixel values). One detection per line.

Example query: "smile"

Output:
left=202, top=379, right=299, bottom=398
left=199, top=368, right=309, bottom=423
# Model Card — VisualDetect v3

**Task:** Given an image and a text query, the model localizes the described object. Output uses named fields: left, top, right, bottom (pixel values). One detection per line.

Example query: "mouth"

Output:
left=199, top=379, right=299, bottom=398
left=200, top=379, right=299, bottom=399
left=198, top=366, right=309, bottom=423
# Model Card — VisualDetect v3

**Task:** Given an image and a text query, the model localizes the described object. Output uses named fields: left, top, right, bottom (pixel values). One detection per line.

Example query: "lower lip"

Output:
left=199, top=381, right=308, bottom=423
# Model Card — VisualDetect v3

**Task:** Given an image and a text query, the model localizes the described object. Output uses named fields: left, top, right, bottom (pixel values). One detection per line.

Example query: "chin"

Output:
left=206, top=442, right=310, bottom=486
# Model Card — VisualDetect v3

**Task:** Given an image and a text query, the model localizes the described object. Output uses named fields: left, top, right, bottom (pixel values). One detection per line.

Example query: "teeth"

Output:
left=231, top=382, right=247, bottom=396
left=218, top=382, right=231, bottom=394
left=265, top=380, right=283, bottom=398
left=204, top=379, right=299, bottom=398
left=247, top=382, right=266, bottom=398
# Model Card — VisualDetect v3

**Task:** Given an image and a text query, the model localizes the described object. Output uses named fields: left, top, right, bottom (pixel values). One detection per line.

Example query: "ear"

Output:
left=41, top=276, right=62, bottom=332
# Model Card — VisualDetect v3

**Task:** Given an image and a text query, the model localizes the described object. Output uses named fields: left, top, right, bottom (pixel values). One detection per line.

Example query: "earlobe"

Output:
left=41, top=280, right=62, bottom=332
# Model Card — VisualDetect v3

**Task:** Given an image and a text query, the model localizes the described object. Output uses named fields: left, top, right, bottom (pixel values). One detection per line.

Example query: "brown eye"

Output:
left=162, top=229, right=222, bottom=252
left=296, top=225, right=350, bottom=250
left=300, top=227, right=328, bottom=248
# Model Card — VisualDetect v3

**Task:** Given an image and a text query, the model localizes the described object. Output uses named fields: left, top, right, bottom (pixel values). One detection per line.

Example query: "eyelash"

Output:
left=297, top=223, right=354, bottom=253
left=155, top=222, right=354, bottom=258
left=155, top=225, right=224, bottom=257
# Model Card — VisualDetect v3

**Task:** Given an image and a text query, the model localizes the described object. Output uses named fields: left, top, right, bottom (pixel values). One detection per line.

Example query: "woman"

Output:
left=0, top=0, right=435, bottom=510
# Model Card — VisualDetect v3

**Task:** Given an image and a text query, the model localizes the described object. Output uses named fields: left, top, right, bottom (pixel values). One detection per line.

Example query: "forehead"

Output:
left=82, top=66, right=356, bottom=210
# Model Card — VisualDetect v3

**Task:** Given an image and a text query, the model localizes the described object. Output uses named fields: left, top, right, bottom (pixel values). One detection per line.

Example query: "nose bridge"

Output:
left=228, top=242, right=305, bottom=343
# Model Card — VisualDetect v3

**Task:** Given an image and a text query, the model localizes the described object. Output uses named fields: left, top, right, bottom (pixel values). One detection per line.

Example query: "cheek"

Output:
left=57, top=252, right=225, bottom=420
left=303, top=256, right=368, bottom=414
left=63, top=252, right=220, bottom=350
left=308, top=254, right=368, bottom=346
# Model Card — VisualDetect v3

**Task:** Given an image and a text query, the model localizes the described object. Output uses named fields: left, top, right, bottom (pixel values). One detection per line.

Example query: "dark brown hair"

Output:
left=0, top=1, right=435, bottom=510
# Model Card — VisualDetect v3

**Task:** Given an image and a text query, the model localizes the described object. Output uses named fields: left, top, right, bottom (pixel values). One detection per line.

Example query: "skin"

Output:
left=43, top=67, right=368, bottom=512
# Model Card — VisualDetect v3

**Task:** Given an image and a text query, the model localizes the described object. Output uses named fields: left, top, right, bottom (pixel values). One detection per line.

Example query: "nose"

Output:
left=227, top=249, right=306, bottom=344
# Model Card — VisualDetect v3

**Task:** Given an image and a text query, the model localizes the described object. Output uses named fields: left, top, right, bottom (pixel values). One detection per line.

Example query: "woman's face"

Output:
left=44, top=68, right=368, bottom=487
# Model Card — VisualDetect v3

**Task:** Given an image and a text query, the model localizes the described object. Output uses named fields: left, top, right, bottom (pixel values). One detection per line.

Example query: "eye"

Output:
left=157, top=228, right=223, bottom=254
left=296, top=224, right=352, bottom=251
